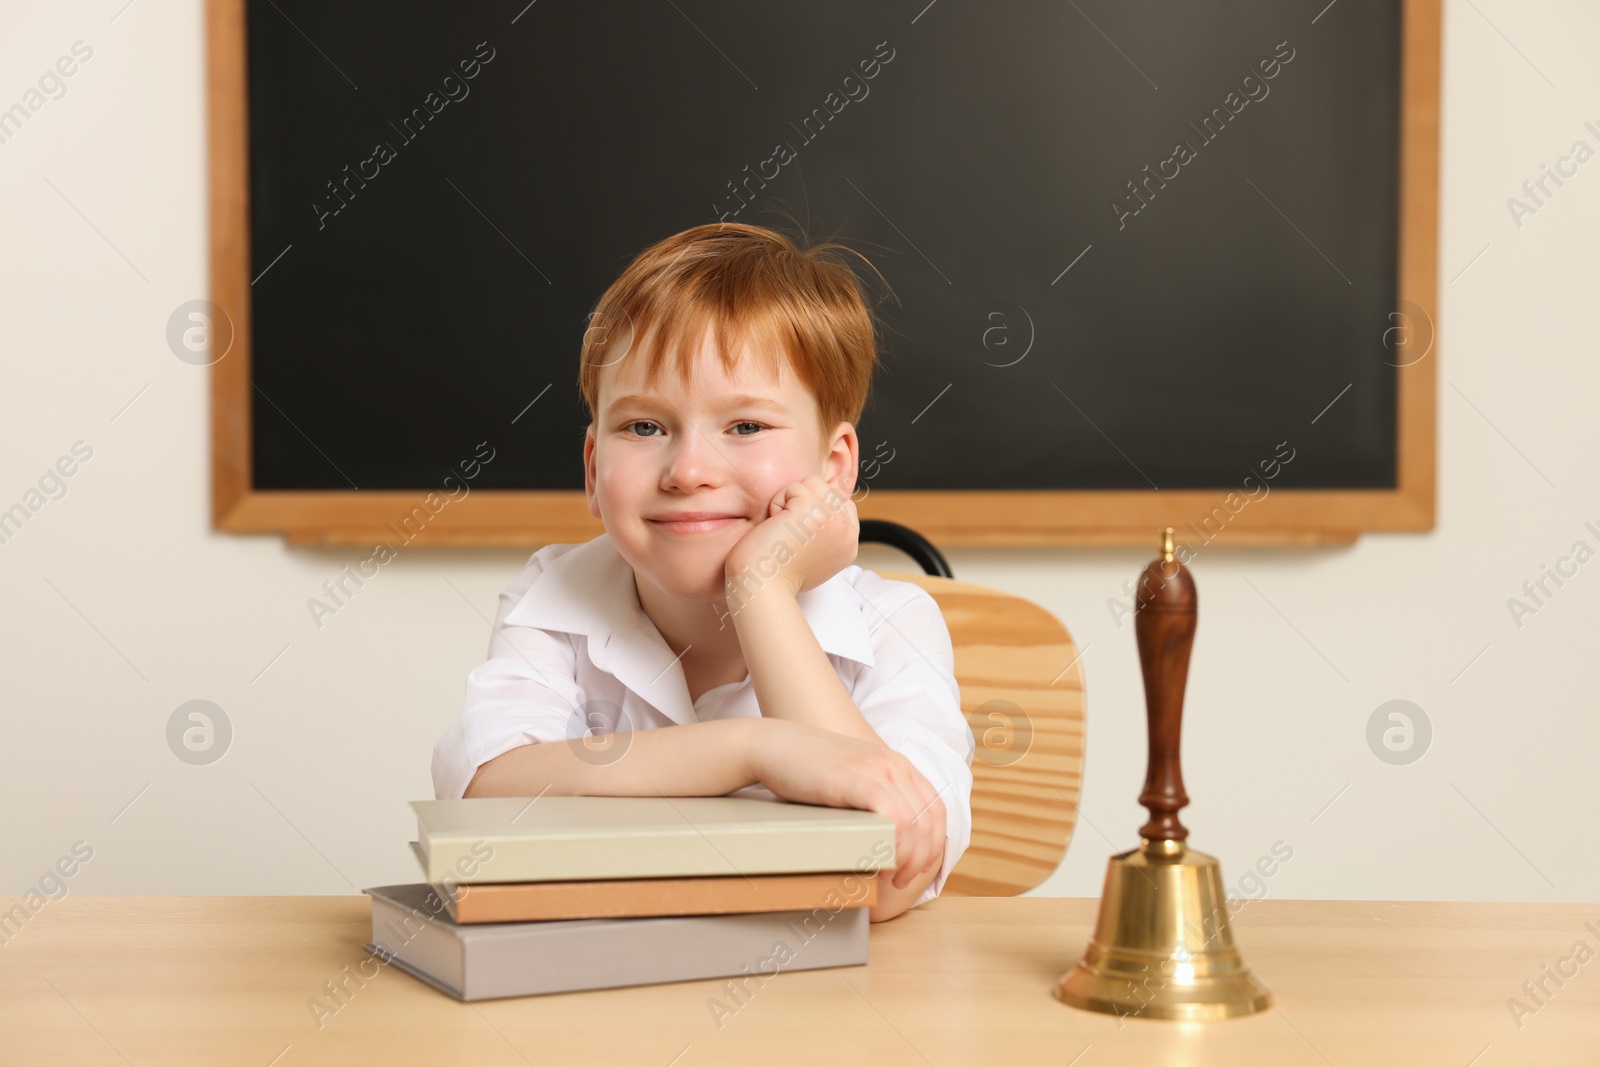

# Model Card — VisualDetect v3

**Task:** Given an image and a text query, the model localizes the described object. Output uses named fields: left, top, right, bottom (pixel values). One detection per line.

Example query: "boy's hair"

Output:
left=579, top=223, right=886, bottom=449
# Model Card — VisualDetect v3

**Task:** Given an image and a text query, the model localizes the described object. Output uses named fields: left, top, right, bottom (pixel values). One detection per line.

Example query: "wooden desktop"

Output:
left=1, top=894, right=1591, bottom=1065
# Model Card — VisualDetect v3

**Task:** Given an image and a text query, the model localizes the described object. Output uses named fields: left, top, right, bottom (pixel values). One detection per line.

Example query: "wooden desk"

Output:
left=1, top=895, right=1592, bottom=1065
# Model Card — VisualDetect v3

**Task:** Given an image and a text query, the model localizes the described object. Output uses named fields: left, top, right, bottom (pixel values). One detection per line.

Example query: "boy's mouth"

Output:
left=646, top=511, right=746, bottom=535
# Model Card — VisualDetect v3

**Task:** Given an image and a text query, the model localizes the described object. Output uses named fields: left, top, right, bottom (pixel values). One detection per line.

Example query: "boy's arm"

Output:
left=722, top=475, right=884, bottom=746
left=726, top=567, right=971, bottom=916
left=464, top=717, right=766, bottom=798
left=729, top=585, right=884, bottom=746
left=869, top=843, right=942, bottom=922
left=467, top=716, right=945, bottom=919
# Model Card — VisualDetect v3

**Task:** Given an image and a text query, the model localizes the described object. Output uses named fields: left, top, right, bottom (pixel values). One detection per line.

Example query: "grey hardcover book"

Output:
left=363, top=882, right=869, bottom=1002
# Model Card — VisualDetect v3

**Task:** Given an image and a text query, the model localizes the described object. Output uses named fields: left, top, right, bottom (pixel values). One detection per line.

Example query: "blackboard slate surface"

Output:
left=247, top=1, right=1400, bottom=494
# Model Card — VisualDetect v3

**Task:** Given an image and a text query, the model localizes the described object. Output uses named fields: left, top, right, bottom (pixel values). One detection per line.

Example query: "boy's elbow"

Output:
left=462, top=752, right=512, bottom=798
left=462, top=742, right=563, bottom=799
left=867, top=861, right=940, bottom=922
left=461, top=768, right=489, bottom=799
left=868, top=892, right=910, bottom=923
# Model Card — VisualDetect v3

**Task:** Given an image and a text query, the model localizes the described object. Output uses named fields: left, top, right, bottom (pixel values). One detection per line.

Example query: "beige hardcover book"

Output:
left=411, top=795, right=895, bottom=885
left=407, top=842, right=880, bottom=922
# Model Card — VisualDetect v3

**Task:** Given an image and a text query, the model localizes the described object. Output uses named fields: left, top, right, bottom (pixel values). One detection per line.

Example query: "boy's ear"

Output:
left=583, top=425, right=600, bottom=520
left=823, top=421, right=860, bottom=498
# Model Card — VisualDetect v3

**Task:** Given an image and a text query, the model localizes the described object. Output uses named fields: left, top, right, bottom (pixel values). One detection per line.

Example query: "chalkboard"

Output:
left=209, top=0, right=1438, bottom=546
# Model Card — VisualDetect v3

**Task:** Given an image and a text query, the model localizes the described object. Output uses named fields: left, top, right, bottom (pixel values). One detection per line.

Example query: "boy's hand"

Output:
left=724, top=474, right=858, bottom=601
left=749, top=719, right=946, bottom=891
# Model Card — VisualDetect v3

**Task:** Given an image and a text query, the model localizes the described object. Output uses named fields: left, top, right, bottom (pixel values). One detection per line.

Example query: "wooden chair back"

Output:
left=874, top=571, right=1086, bottom=896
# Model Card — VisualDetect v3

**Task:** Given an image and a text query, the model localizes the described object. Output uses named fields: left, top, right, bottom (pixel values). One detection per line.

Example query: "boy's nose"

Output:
left=660, top=428, right=729, bottom=491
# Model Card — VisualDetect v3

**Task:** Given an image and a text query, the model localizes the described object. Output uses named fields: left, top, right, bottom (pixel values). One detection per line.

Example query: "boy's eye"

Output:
left=623, top=420, right=764, bottom=437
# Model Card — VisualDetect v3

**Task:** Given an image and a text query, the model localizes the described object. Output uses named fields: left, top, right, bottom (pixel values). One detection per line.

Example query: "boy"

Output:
left=431, top=223, right=975, bottom=921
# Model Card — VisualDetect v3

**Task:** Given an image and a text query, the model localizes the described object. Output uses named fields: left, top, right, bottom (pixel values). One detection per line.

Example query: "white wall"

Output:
left=2, top=1, right=1595, bottom=904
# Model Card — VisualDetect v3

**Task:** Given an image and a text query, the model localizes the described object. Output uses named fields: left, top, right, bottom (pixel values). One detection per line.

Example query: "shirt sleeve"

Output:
left=849, top=582, right=976, bottom=908
left=430, top=554, right=588, bottom=800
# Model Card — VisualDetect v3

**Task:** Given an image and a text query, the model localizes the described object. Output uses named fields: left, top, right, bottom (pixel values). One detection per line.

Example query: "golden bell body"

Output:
left=1055, top=837, right=1271, bottom=1021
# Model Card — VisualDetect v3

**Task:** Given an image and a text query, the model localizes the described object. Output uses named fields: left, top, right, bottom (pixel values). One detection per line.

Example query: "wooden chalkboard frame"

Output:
left=207, top=0, right=1438, bottom=548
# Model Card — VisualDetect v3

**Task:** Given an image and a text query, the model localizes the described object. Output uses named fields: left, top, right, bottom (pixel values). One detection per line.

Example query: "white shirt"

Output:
left=432, top=531, right=975, bottom=907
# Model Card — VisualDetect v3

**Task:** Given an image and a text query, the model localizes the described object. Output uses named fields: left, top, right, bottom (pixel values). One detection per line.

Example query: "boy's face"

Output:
left=584, top=325, right=858, bottom=603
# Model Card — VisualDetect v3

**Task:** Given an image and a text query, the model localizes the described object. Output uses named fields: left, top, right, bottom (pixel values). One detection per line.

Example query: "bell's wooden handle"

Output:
left=1134, top=528, right=1195, bottom=842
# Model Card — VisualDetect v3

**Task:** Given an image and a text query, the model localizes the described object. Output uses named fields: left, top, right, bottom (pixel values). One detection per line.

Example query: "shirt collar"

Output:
left=501, top=532, right=876, bottom=726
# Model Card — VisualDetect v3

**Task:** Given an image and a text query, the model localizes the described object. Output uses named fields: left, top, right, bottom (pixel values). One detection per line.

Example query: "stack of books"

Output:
left=361, top=795, right=895, bottom=1001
